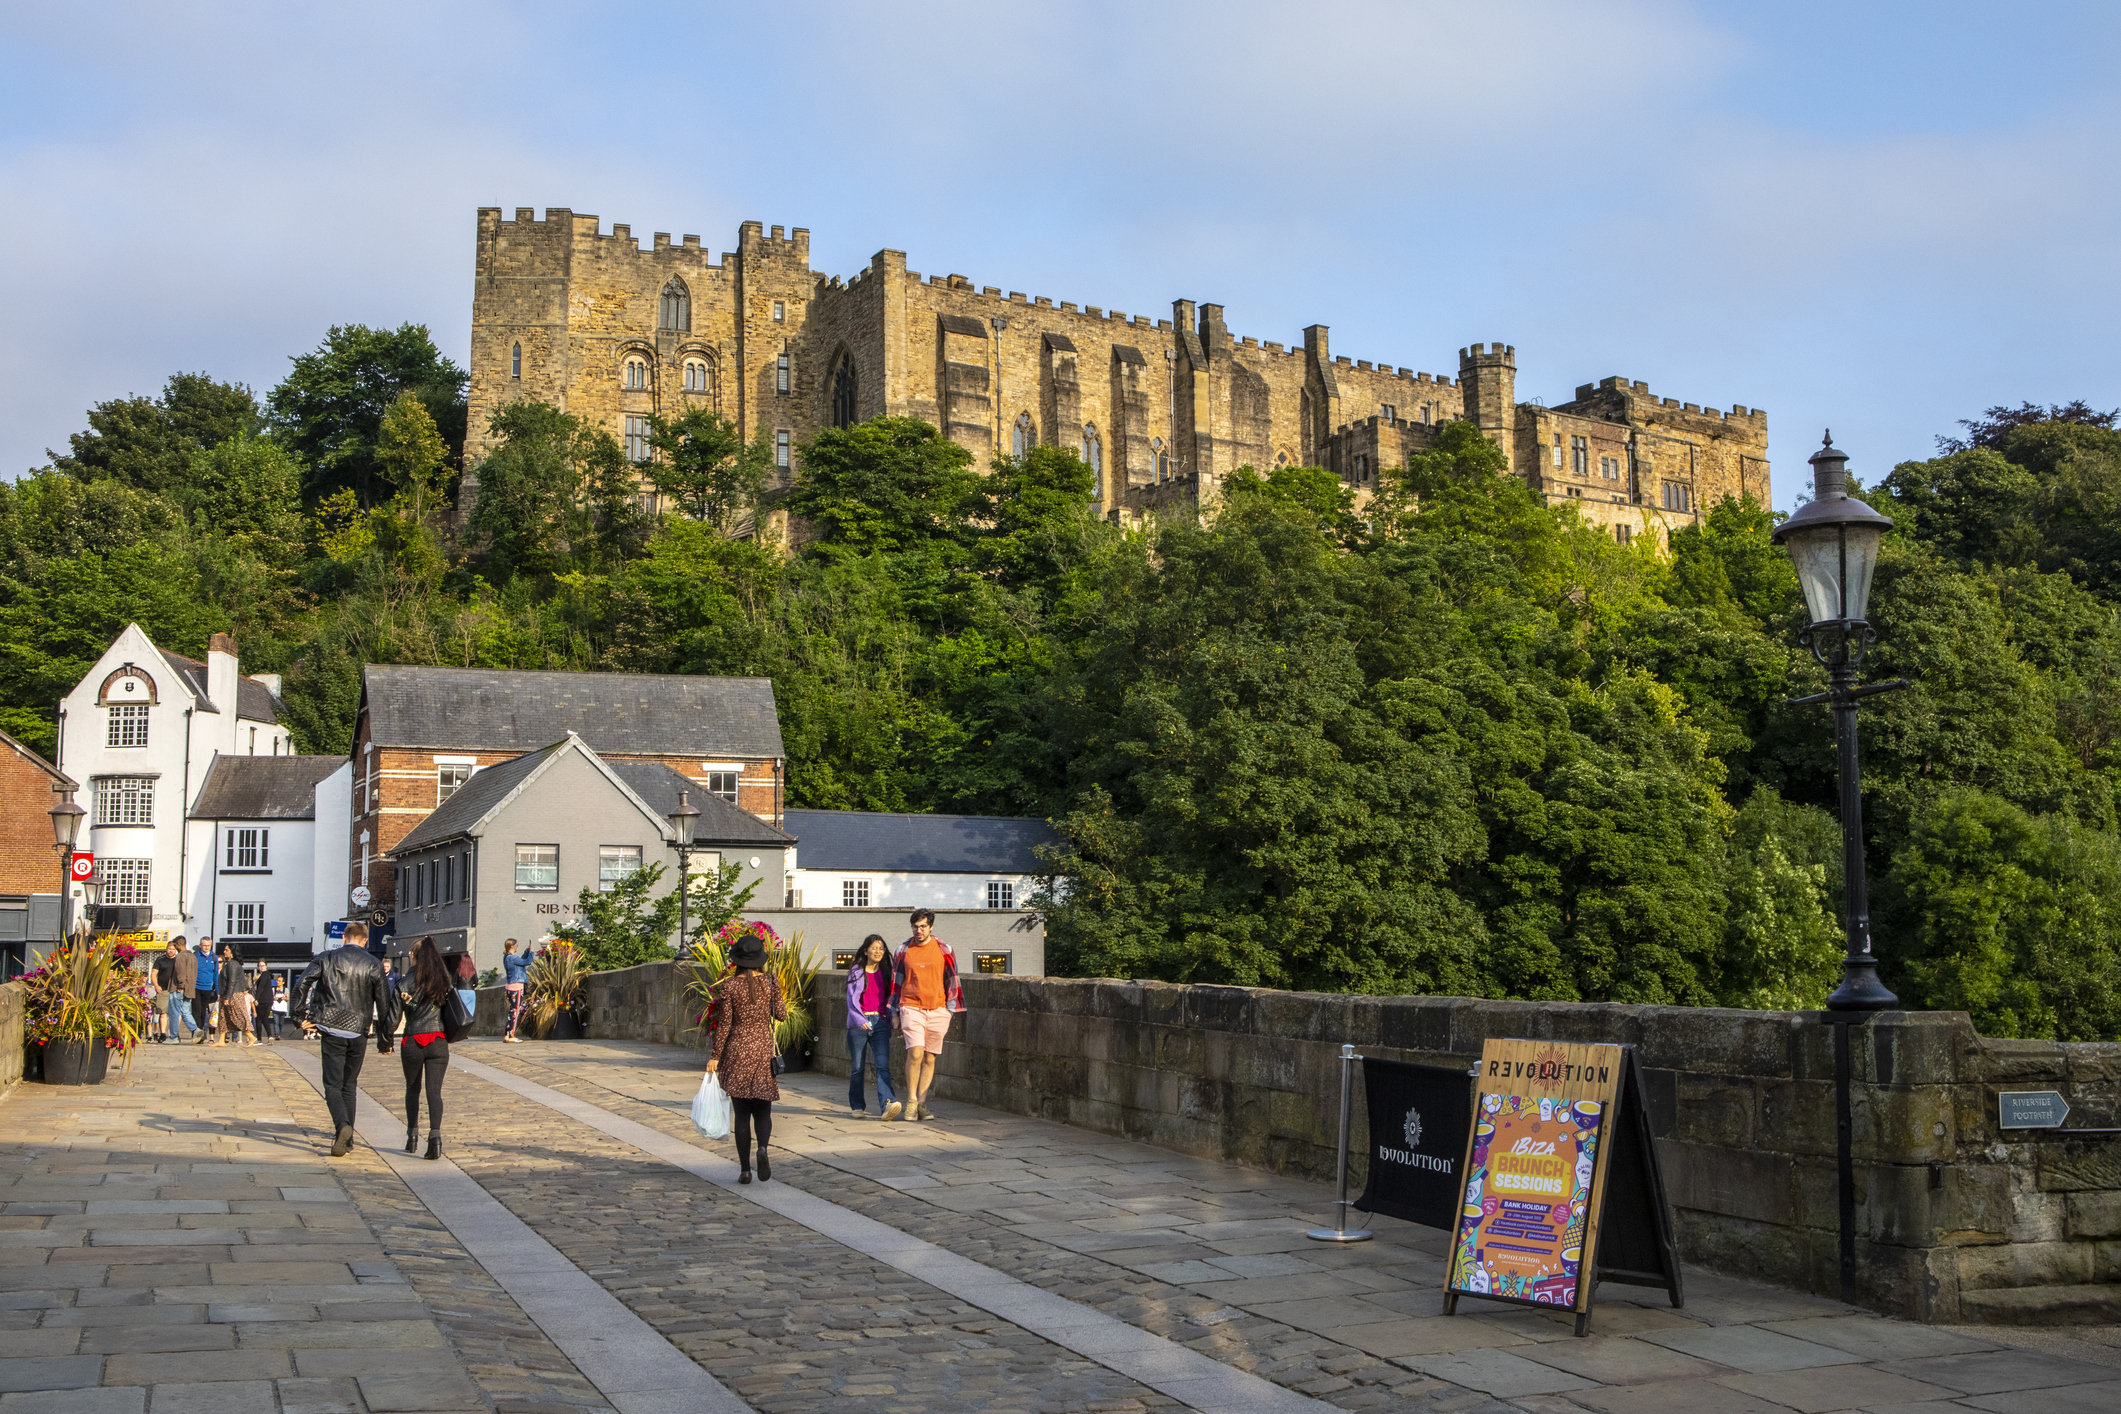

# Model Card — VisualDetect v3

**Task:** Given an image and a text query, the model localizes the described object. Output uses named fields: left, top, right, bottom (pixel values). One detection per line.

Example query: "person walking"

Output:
left=155, top=940, right=196, bottom=1043
left=707, top=932, right=786, bottom=1183
left=501, top=939, right=531, bottom=1043
left=191, top=938, right=218, bottom=1043
left=386, top=936, right=455, bottom=1161
left=216, top=945, right=254, bottom=1047
left=891, top=909, right=964, bottom=1122
left=291, top=921, right=401, bottom=1157
left=271, top=973, right=290, bottom=1039
left=251, top=965, right=278, bottom=1043
left=845, top=934, right=901, bottom=1120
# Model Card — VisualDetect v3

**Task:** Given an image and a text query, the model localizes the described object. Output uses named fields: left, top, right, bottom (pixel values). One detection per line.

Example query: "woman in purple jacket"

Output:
left=845, top=935, right=902, bottom=1120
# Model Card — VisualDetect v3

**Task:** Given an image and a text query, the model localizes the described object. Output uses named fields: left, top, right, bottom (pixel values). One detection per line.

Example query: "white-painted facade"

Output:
left=179, top=761, right=351, bottom=951
left=52, top=623, right=346, bottom=943
left=781, top=862, right=1035, bottom=912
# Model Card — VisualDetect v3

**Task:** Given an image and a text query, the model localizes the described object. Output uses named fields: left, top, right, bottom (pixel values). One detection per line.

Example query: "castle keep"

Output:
left=469, top=208, right=1771, bottom=542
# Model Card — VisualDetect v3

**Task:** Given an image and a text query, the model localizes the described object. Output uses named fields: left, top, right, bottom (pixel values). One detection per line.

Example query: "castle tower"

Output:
left=1459, top=343, right=1516, bottom=467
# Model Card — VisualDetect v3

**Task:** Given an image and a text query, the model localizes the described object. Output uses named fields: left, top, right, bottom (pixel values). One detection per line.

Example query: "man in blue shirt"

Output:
left=191, top=938, right=218, bottom=1043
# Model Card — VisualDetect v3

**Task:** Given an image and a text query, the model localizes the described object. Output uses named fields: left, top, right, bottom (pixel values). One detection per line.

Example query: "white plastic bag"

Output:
left=692, top=1070, right=733, bottom=1139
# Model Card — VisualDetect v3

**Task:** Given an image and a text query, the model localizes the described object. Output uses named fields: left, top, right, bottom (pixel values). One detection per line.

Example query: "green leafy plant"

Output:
left=524, top=938, right=586, bottom=1038
left=20, top=935, right=151, bottom=1073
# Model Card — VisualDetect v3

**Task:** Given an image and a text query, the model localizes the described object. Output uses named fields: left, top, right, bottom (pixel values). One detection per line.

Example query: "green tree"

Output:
left=268, top=324, right=467, bottom=506
left=551, top=861, right=684, bottom=972
left=644, top=409, right=770, bottom=530
left=782, top=417, right=983, bottom=554
left=468, top=400, right=649, bottom=581
left=42, top=373, right=258, bottom=492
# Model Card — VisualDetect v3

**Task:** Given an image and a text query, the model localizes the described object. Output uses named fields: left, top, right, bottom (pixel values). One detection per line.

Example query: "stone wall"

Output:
left=1, top=980, right=24, bottom=1097
left=805, top=976, right=2121, bottom=1326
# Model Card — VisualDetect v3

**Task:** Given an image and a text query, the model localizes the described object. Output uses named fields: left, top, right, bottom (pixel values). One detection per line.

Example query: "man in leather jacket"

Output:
left=290, top=922, right=402, bottom=1156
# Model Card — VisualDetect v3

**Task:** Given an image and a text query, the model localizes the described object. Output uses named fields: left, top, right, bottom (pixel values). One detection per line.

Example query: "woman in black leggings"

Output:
left=707, top=933, right=786, bottom=1182
left=388, top=936, right=454, bottom=1161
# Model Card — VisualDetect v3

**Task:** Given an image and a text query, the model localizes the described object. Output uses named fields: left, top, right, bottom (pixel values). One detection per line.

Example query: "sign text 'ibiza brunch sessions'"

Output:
left=1445, top=1038, right=1682, bottom=1336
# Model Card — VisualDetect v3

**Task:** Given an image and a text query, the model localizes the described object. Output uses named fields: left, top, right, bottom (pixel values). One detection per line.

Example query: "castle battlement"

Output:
left=1569, top=376, right=1765, bottom=425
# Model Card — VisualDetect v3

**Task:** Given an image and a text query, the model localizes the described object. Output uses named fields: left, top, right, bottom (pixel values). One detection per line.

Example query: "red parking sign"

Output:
left=69, top=852, right=94, bottom=883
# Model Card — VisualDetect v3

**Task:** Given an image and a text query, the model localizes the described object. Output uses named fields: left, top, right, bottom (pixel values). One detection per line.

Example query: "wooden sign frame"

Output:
left=1442, top=1039, right=1682, bottom=1336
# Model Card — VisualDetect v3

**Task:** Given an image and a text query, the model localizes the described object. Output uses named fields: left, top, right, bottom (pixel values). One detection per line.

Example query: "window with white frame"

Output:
left=225, top=902, right=265, bottom=938
left=97, top=857, right=150, bottom=905
left=516, top=844, right=558, bottom=890
left=107, top=703, right=148, bottom=748
left=776, top=352, right=790, bottom=394
left=775, top=429, right=789, bottom=468
left=223, top=827, right=269, bottom=870
left=436, top=758, right=474, bottom=804
left=626, top=415, right=651, bottom=463
left=599, top=845, right=643, bottom=892
left=95, top=777, right=153, bottom=826
left=987, top=880, right=1015, bottom=909
left=842, top=879, right=870, bottom=908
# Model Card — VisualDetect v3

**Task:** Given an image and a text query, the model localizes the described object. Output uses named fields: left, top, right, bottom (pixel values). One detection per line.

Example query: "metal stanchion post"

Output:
left=1309, top=1043, right=1373, bottom=1243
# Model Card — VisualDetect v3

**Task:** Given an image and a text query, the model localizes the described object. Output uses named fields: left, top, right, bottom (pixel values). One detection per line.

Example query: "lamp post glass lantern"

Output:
left=668, top=791, right=701, bottom=951
left=1771, top=432, right=1904, bottom=1012
left=49, top=793, right=86, bottom=944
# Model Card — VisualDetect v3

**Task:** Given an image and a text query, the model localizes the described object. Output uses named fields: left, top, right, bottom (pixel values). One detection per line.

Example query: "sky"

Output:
left=4, top=0, right=2118, bottom=511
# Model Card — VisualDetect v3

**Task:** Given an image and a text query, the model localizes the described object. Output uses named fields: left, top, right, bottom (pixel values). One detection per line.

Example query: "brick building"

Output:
left=467, top=208, right=1771, bottom=549
left=348, top=665, right=785, bottom=916
left=0, top=729, right=73, bottom=975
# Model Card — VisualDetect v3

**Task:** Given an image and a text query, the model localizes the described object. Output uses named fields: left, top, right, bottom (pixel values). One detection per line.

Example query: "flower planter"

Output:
left=547, top=1011, right=584, bottom=1040
left=38, top=1038, right=111, bottom=1086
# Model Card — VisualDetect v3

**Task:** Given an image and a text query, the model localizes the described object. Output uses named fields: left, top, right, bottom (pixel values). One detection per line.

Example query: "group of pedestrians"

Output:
left=286, top=922, right=464, bottom=1161
left=704, top=907, right=966, bottom=1187
left=147, top=937, right=289, bottom=1046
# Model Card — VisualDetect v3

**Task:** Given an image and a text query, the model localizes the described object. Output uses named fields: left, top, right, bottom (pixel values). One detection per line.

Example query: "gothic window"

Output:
left=683, top=358, right=711, bottom=394
left=1013, top=412, right=1034, bottom=456
left=776, top=352, right=790, bottom=395
left=660, top=279, right=690, bottom=332
left=1081, top=423, right=1103, bottom=480
left=511, top=342, right=522, bottom=379
left=624, top=356, right=648, bottom=391
left=1151, top=436, right=1164, bottom=482
left=1571, top=435, right=1589, bottom=476
left=832, top=353, right=859, bottom=428
left=1662, top=481, right=1694, bottom=512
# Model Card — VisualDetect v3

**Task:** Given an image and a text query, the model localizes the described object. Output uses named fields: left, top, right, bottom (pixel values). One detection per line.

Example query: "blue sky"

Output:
left=5, top=1, right=2117, bottom=510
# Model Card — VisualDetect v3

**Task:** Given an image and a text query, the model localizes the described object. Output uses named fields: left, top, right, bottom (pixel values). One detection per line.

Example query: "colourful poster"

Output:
left=1447, top=1039, right=1624, bottom=1312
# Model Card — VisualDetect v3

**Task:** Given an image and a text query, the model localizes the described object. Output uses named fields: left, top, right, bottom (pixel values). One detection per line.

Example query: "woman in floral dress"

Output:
left=707, top=933, right=786, bottom=1183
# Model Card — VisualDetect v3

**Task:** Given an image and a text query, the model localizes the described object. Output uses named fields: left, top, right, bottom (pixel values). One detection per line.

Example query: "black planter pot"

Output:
left=547, top=1011, right=584, bottom=1040
left=38, top=1038, right=111, bottom=1086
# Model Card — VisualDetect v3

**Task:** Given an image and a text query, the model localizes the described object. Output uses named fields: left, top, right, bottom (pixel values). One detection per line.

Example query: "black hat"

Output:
left=728, top=934, right=768, bottom=970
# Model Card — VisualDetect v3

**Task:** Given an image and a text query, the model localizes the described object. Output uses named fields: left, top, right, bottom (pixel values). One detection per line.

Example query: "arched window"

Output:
left=831, top=353, right=859, bottom=428
left=1013, top=412, right=1034, bottom=456
left=511, top=342, right=522, bottom=379
left=660, top=278, right=690, bottom=332
left=1151, top=436, right=1165, bottom=482
left=1355, top=453, right=1371, bottom=485
left=1082, top=423, right=1102, bottom=497
left=683, top=358, right=711, bottom=394
left=623, top=356, right=648, bottom=391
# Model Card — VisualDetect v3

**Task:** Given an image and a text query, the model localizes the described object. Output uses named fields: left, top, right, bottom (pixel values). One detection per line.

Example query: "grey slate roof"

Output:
left=607, top=762, right=792, bottom=846
left=784, top=810, right=1058, bottom=875
left=159, top=650, right=283, bottom=723
left=359, top=665, right=784, bottom=759
left=389, top=741, right=563, bottom=855
left=187, top=756, right=342, bottom=821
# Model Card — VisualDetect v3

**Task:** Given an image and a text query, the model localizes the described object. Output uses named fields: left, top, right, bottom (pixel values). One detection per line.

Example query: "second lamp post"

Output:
left=667, top=790, right=701, bottom=952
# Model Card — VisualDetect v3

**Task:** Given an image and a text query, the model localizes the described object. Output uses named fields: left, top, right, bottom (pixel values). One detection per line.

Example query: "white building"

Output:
left=185, top=754, right=353, bottom=961
left=780, top=810, right=1056, bottom=911
left=54, top=624, right=346, bottom=948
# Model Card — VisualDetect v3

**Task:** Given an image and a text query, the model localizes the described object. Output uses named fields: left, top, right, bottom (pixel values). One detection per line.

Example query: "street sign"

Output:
left=1999, top=1091, right=2070, bottom=1129
left=350, top=886, right=372, bottom=909
left=69, top=852, right=94, bottom=883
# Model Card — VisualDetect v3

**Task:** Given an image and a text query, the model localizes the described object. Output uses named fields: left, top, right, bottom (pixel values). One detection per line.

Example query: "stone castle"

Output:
left=468, top=208, right=1772, bottom=543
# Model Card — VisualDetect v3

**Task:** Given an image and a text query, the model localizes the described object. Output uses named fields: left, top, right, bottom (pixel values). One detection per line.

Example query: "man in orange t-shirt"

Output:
left=891, top=909, right=964, bottom=1121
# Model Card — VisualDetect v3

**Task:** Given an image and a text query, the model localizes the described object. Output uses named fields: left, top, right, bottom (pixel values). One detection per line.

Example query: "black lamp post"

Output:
left=49, top=791, right=86, bottom=944
left=1772, top=432, right=1906, bottom=1012
left=668, top=790, right=701, bottom=952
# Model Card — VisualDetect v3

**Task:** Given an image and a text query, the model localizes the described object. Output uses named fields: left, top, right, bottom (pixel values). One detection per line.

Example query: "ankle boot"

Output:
left=424, top=1132, right=441, bottom=1161
left=756, top=1150, right=771, bottom=1182
left=405, top=1126, right=418, bottom=1154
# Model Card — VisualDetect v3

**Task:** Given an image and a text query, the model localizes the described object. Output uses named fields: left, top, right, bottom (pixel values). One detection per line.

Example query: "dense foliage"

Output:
left=7, top=331, right=2118, bottom=1037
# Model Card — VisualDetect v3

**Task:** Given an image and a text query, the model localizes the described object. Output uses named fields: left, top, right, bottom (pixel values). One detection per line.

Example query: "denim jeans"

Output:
left=164, top=992, right=195, bottom=1039
left=847, top=1016, right=897, bottom=1111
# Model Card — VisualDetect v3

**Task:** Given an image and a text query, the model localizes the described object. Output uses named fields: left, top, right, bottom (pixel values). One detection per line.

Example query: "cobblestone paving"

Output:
left=353, top=1054, right=1182, bottom=1414
left=472, top=1039, right=2121, bottom=1414
left=249, top=1044, right=616, bottom=1414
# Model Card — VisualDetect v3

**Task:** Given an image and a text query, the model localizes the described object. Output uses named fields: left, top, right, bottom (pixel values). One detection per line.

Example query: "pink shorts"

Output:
left=899, top=1006, right=953, bottom=1054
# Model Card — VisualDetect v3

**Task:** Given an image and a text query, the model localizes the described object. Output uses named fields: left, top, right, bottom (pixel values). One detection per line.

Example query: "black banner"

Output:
left=1353, top=1058, right=1473, bottom=1230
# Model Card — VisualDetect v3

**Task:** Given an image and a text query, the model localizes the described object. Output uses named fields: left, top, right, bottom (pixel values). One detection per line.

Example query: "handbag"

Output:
left=440, top=987, right=473, bottom=1043
left=771, top=1051, right=786, bottom=1077
left=691, top=1071, right=733, bottom=1139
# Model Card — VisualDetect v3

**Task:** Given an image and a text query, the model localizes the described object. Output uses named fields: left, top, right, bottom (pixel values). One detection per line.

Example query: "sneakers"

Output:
left=915, top=1102, right=934, bottom=1122
left=849, top=1109, right=866, bottom=1120
left=881, top=1101, right=904, bottom=1122
left=330, top=1124, right=355, bottom=1157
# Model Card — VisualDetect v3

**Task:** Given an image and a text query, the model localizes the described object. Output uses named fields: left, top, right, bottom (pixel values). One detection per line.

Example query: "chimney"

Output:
left=207, top=632, right=240, bottom=719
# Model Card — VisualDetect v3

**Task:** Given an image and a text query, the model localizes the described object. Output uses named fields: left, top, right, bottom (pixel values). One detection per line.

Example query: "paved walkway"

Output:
left=4, top=1035, right=2120, bottom=1414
